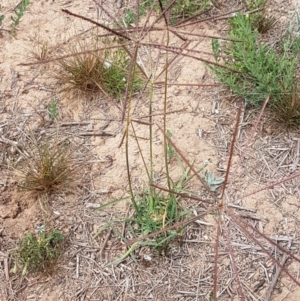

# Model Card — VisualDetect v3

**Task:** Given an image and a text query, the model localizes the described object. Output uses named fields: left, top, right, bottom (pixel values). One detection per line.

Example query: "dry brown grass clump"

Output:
left=55, top=41, right=143, bottom=100
left=17, top=139, right=80, bottom=196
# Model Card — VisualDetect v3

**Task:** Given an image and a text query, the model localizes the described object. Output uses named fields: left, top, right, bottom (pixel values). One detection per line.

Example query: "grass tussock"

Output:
left=56, top=41, right=143, bottom=100
left=17, top=139, right=80, bottom=196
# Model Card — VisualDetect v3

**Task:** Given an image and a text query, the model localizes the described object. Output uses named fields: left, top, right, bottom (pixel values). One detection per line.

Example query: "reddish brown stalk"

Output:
left=150, top=183, right=213, bottom=205
left=154, top=40, right=192, bottom=81
left=143, top=43, right=242, bottom=74
left=142, top=0, right=176, bottom=37
left=240, top=170, right=300, bottom=200
left=221, top=105, right=242, bottom=199
left=138, top=0, right=157, bottom=40
left=175, top=7, right=212, bottom=26
left=241, top=95, right=269, bottom=162
left=157, top=0, right=175, bottom=26
left=139, top=108, right=187, bottom=118
left=96, top=26, right=164, bottom=37
left=170, top=30, right=188, bottom=41
left=118, top=131, right=126, bottom=148
left=157, top=124, right=218, bottom=202
left=93, top=0, right=124, bottom=30
left=169, top=29, right=245, bottom=42
left=227, top=210, right=300, bottom=266
left=231, top=215, right=300, bottom=286
left=213, top=219, right=221, bottom=301
left=154, top=82, right=219, bottom=87
left=227, top=210, right=300, bottom=287
left=131, top=119, right=152, bottom=126
left=121, top=44, right=148, bottom=78
left=61, top=9, right=131, bottom=41
left=175, top=8, right=244, bottom=28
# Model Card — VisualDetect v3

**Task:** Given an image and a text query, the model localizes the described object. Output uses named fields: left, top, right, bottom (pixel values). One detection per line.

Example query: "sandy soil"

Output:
left=1, top=0, right=300, bottom=300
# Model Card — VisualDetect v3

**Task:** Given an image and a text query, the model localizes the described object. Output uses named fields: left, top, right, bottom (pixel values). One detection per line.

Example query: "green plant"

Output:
left=48, top=100, right=58, bottom=121
left=166, top=129, right=175, bottom=159
left=11, top=0, right=30, bottom=28
left=200, top=160, right=224, bottom=192
left=282, top=7, right=300, bottom=54
left=57, top=43, right=143, bottom=100
left=210, top=13, right=300, bottom=126
left=0, top=7, right=4, bottom=27
left=130, top=186, right=189, bottom=250
left=17, top=139, right=80, bottom=195
left=14, top=229, right=64, bottom=275
left=103, top=48, right=143, bottom=99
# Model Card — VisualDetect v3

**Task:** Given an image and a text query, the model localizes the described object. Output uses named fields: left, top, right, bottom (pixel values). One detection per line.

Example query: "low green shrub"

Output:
left=14, top=230, right=64, bottom=275
left=210, top=13, right=300, bottom=126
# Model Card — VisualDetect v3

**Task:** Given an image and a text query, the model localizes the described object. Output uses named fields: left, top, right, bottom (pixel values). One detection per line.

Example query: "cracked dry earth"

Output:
left=1, top=0, right=300, bottom=300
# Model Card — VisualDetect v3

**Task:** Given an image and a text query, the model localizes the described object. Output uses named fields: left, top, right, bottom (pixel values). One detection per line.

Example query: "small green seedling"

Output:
left=166, top=130, right=175, bottom=159
left=0, top=15, right=4, bottom=27
left=199, top=160, right=224, bottom=192
left=201, top=170, right=224, bottom=192
left=48, top=100, right=58, bottom=121
left=14, top=229, right=64, bottom=275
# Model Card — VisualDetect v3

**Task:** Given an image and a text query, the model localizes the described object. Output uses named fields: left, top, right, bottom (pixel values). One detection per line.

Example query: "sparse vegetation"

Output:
left=2, top=1, right=300, bottom=300
left=14, top=229, right=64, bottom=275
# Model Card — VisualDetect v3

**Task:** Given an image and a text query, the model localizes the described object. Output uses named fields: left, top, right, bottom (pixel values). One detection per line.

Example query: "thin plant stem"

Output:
left=125, top=45, right=139, bottom=211
left=163, top=28, right=171, bottom=192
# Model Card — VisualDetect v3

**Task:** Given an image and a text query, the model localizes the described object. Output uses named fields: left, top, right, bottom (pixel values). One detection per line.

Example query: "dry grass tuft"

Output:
left=55, top=40, right=143, bottom=100
left=16, top=139, right=80, bottom=196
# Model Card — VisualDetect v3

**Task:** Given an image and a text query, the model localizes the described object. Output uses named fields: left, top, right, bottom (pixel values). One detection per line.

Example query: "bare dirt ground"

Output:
left=1, top=0, right=300, bottom=300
